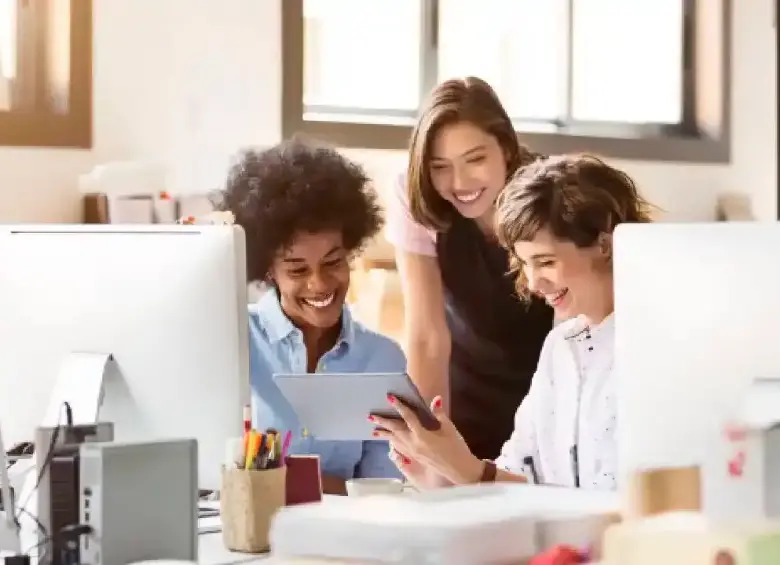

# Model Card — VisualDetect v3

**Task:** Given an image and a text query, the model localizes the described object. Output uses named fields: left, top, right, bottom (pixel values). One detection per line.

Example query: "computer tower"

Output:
left=78, top=439, right=198, bottom=565
left=34, top=423, right=114, bottom=565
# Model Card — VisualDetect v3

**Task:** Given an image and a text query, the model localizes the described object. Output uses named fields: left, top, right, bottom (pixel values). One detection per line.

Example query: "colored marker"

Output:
left=280, top=430, right=292, bottom=462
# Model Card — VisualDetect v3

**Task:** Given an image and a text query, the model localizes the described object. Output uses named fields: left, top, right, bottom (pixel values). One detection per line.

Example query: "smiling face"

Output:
left=428, top=121, right=508, bottom=222
left=269, top=230, right=350, bottom=330
left=513, top=228, right=613, bottom=322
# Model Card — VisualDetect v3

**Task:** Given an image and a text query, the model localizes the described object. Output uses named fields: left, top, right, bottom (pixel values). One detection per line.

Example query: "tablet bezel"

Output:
left=271, top=372, right=440, bottom=441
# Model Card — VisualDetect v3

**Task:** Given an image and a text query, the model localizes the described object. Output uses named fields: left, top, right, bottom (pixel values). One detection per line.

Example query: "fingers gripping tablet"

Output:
left=272, top=372, right=440, bottom=440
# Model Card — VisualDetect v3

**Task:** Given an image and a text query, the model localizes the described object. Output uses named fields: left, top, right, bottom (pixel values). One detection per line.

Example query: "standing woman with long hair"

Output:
left=385, top=77, right=553, bottom=460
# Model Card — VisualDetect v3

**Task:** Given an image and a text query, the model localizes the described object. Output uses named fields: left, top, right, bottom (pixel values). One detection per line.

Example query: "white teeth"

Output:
left=544, top=289, right=567, bottom=306
left=303, top=293, right=335, bottom=308
left=454, top=190, right=483, bottom=203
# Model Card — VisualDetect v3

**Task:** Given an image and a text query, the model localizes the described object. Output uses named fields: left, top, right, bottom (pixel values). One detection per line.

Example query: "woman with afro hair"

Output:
left=216, top=138, right=405, bottom=494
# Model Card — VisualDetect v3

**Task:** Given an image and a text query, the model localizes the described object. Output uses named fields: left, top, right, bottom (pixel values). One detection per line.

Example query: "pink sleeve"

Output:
left=384, top=173, right=437, bottom=257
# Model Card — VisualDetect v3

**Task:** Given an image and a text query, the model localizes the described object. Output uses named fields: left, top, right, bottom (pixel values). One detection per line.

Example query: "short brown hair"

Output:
left=406, top=77, right=538, bottom=231
left=495, top=153, right=655, bottom=297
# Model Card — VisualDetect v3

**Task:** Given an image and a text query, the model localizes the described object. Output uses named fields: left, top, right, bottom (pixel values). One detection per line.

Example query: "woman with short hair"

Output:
left=375, top=153, right=654, bottom=490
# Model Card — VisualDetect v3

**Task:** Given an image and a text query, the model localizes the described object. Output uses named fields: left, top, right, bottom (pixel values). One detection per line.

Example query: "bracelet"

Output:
left=479, top=459, right=497, bottom=483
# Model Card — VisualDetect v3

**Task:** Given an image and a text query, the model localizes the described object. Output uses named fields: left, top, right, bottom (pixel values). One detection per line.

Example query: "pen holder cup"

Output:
left=284, top=454, right=323, bottom=506
left=220, top=465, right=286, bottom=553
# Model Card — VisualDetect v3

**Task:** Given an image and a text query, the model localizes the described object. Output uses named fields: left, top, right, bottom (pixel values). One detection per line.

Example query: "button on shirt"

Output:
left=495, top=314, right=616, bottom=490
left=249, top=290, right=405, bottom=480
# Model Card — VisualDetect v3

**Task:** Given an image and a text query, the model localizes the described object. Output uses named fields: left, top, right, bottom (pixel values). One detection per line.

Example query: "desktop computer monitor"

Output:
left=613, top=222, right=780, bottom=488
left=0, top=225, right=249, bottom=490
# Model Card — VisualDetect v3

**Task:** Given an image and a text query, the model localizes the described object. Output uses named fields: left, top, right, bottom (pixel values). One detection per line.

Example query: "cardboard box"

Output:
left=624, top=466, right=701, bottom=519
left=602, top=511, right=780, bottom=565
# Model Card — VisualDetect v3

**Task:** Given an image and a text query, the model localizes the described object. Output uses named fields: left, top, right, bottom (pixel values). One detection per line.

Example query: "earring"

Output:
left=598, top=233, right=612, bottom=258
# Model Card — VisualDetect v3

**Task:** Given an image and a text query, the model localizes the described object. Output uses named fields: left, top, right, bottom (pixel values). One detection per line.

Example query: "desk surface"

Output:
left=198, top=497, right=357, bottom=565
left=199, top=531, right=269, bottom=565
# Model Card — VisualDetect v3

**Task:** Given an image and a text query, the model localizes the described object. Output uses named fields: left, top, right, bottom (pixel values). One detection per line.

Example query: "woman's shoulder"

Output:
left=247, top=290, right=291, bottom=345
left=384, top=172, right=437, bottom=256
left=550, top=316, right=587, bottom=339
left=538, top=317, right=586, bottom=357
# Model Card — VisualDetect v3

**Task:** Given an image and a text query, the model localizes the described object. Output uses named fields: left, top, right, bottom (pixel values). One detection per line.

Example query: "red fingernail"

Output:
left=387, top=394, right=396, bottom=404
left=372, top=430, right=379, bottom=437
left=433, top=397, right=442, bottom=409
left=367, top=415, right=375, bottom=422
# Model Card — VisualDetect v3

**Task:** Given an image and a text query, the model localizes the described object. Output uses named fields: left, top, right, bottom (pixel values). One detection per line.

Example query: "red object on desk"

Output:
left=284, top=455, right=322, bottom=506
left=527, top=545, right=587, bottom=565
left=242, top=404, right=251, bottom=433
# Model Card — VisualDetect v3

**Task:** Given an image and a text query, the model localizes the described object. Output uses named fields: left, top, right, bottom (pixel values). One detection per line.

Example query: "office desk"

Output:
left=199, top=531, right=270, bottom=565
left=198, top=495, right=371, bottom=565
left=199, top=530, right=352, bottom=565
left=197, top=497, right=356, bottom=565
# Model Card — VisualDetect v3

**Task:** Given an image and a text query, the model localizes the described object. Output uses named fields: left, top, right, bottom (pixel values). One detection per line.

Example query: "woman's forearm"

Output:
left=406, top=335, right=451, bottom=409
left=448, top=453, right=529, bottom=486
left=495, top=468, right=529, bottom=483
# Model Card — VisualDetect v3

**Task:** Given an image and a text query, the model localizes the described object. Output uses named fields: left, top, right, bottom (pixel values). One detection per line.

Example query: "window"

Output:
left=282, top=0, right=730, bottom=163
left=0, top=0, right=92, bottom=148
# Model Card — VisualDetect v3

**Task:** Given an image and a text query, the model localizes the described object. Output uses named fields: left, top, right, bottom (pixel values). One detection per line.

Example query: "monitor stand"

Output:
left=0, top=424, right=21, bottom=555
left=13, top=352, right=115, bottom=558
left=43, top=352, right=115, bottom=427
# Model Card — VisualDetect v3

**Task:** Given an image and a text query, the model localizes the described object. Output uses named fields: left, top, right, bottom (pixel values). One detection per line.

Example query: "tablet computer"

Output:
left=272, top=372, right=441, bottom=441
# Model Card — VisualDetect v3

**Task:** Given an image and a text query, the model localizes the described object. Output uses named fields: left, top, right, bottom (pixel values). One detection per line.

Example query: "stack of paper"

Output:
left=270, top=483, right=619, bottom=565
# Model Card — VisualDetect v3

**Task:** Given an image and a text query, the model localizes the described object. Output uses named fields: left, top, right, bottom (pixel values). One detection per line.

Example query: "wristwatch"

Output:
left=479, top=459, right=497, bottom=483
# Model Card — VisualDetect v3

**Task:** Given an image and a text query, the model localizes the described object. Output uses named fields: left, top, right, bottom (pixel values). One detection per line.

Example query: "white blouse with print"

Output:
left=495, top=314, right=616, bottom=490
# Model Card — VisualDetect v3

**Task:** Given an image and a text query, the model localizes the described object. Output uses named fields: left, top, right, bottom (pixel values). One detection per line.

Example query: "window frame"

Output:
left=282, top=0, right=731, bottom=163
left=0, top=0, right=92, bottom=149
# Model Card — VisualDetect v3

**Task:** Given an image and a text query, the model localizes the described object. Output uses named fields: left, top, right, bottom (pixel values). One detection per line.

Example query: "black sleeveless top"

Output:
left=436, top=214, right=553, bottom=460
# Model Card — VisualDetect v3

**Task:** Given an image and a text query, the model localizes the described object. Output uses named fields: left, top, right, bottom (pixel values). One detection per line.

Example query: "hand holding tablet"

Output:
left=272, top=372, right=440, bottom=441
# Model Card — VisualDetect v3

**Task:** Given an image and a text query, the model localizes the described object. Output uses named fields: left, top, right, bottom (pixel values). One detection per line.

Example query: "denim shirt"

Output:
left=248, top=290, right=405, bottom=480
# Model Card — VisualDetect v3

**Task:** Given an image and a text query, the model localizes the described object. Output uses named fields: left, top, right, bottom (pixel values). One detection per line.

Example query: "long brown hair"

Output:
left=494, top=153, right=655, bottom=299
left=406, top=77, right=538, bottom=231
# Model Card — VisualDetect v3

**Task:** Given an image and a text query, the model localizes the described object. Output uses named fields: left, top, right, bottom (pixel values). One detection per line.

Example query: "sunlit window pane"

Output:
left=0, top=0, right=71, bottom=114
left=0, top=0, right=16, bottom=111
left=303, top=0, right=421, bottom=114
left=300, top=0, right=686, bottom=126
left=571, top=0, right=684, bottom=123
left=438, top=0, right=568, bottom=121
left=46, top=0, right=70, bottom=113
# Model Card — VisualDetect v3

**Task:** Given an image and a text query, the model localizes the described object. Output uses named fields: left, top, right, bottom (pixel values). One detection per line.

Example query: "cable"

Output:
left=22, top=524, right=92, bottom=558
left=15, top=402, right=72, bottom=522
left=62, top=403, right=73, bottom=428
left=16, top=507, right=48, bottom=563
left=5, top=402, right=78, bottom=564
left=17, top=507, right=46, bottom=540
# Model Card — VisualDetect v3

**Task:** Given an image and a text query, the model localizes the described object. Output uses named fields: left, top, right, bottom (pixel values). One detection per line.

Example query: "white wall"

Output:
left=0, top=0, right=775, bottom=223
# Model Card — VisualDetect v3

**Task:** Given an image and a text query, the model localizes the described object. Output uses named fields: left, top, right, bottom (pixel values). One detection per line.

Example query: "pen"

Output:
left=263, top=434, right=276, bottom=469
left=243, top=405, right=251, bottom=433
left=280, top=430, right=292, bottom=462
left=244, top=430, right=259, bottom=470
left=570, top=445, right=580, bottom=488
left=252, top=433, right=268, bottom=470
